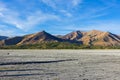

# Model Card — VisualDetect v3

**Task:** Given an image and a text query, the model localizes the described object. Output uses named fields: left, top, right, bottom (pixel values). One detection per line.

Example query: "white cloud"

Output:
left=0, top=25, right=17, bottom=36
left=41, top=0, right=83, bottom=9
left=11, top=11, right=60, bottom=31
left=41, top=0, right=83, bottom=18
left=0, top=2, right=60, bottom=31
left=72, top=0, right=83, bottom=6
left=60, top=10, right=72, bottom=17
left=0, top=29, right=15, bottom=37
left=41, top=0, right=111, bottom=20
left=41, top=0, right=56, bottom=9
left=71, top=6, right=111, bottom=21
left=0, top=13, right=3, bottom=16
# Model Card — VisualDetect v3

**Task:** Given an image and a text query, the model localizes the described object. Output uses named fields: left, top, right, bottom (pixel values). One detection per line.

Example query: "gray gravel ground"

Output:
left=0, top=50, right=120, bottom=80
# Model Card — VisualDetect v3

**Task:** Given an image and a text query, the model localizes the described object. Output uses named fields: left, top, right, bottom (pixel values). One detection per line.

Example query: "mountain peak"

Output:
left=91, top=29, right=102, bottom=32
left=89, top=30, right=104, bottom=33
left=62, top=30, right=120, bottom=46
left=41, top=30, right=47, bottom=33
left=36, top=30, right=47, bottom=34
left=17, top=31, right=63, bottom=45
left=62, top=30, right=84, bottom=41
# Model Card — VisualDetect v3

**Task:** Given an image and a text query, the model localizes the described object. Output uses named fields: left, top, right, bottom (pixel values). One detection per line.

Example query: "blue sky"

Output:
left=0, top=0, right=120, bottom=36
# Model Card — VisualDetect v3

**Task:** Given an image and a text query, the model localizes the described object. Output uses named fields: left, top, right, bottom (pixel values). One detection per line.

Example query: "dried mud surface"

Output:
left=0, top=50, right=120, bottom=80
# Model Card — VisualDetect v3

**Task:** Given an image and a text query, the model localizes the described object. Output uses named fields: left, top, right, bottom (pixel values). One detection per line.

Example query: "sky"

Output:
left=0, top=0, right=120, bottom=36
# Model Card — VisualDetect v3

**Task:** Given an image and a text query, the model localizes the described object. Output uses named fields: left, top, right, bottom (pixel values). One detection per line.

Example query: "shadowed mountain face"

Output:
left=0, top=36, right=8, bottom=46
left=62, top=31, right=84, bottom=41
left=0, top=36, right=8, bottom=40
left=62, top=30, right=120, bottom=46
left=0, top=30, right=120, bottom=46
left=4, top=37, right=24, bottom=45
left=0, top=36, right=24, bottom=46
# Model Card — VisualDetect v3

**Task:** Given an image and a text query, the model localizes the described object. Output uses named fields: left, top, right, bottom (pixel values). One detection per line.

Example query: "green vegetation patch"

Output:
left=0, top=42, right=120, bottom=49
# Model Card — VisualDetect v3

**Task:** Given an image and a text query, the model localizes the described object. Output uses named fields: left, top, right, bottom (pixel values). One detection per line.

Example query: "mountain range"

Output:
left=0, top=36, right=8, bottom=40
left=0, top=30, right=120, bottom=47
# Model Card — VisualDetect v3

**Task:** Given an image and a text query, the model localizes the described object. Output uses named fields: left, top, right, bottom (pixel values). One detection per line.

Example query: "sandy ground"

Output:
left=0, top=50, right=120, bottom=80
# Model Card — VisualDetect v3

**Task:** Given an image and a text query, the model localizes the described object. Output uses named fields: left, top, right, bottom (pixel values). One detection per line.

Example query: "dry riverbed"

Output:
left=0, top=50, right=120, bottom=80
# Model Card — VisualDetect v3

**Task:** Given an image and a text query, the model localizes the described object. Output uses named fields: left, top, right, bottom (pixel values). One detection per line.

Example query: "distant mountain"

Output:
left=0, top=31, right=65, bottom=46
left=4, top=36, right=24, bottom=45
left=62, top=30, right=120, bottom=46
left=0, top=36, right=8, bottom=40
left=62, top=30, right=85, bottom=41
left=17, top=31, right=64, bottom=45
left=0, top=30, right=120, bottom=47
left=55, top=35, right=63, bottom=38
